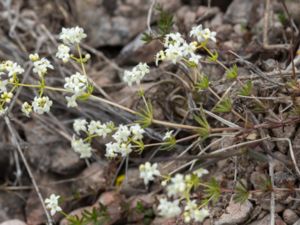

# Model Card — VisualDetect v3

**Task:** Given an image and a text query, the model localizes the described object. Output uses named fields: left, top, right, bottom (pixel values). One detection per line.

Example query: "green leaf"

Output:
left=161, top=135, right=176, bottom=151
left=141, top=32, right=153, bottom=43
left=156, top=4, right=174, bottom=35
left=239, top=80, right=253, bottom=96
left=77, top=84, right=94, bottom=101
left=277, top=11, right=287, bottom=25
left=213, top=97, right=232, bottom=113
left=136, top=100, right=153, bottom=128
left=203, top=177, right=221, bottom=205
left=291, top=105, right=300, bottom=116
left=81, top=204, right=110, bottom=225
left=135, top=201, right=145, bottom=213
left=195, top=75, right=210, bottom=91
left=226, top=64, right=238, bottom=80
left=208, top=51, right=219, bottom=62
left=194, top=107, right=210, bottom=137
left=234, top=181, right=250, bottom=203
left=67, top=215, right=85, bottom=225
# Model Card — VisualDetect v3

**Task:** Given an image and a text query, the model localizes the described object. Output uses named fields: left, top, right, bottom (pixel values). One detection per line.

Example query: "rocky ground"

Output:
left=0, top=0, right=300, bottom=225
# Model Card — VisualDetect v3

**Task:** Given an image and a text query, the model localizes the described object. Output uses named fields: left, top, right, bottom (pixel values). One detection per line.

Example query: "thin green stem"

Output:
left=77, top=44, right=87, bottom=76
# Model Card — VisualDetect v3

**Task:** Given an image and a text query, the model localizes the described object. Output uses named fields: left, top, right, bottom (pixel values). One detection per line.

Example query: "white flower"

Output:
left=188, top=53, right=201, bottom=65
left=166, top=173, right=186, bottom=197
left=32, top=57, right=54, bottom=76
left=32, top=96, right=53, bottom=114
left=139, top=162, right=160, bottom=185
left=5, top=61, right=24, bottom=77
left=45, top=194, right=62, bottom=216
left=164, top=44, right=183, bottom=64
left=64, top=72, right=88, bottom=94
left=184, top=201, right=209, bottom=223
left=164, top=32, right=184, bottom=47
left=29, top=53, right=39, bottom=61
left=105, top=142, right=132, bottom=158
left=163, top=130, right=174, bottom=141
left=73, top=119, right=87, bottom=134
left=88, top=120, right=101, bottom=134
left=157, top=198, right=181, bottom=218
left=56, top=44, right=71, bottom=63
left=193, top=208, right=209, bottom=222
left=181, top=42, right=197, bottom=57
left=130, top=124, right=145, bottom=141
left=190, top=25, right=217, bottom=43
left=112, top=125, right=131, bottom=143
left=21, top=102, right=32, bottom=117
left=123, top=63, right=149, bottom=86
left=184, top=200, right=197, bottom=223
left=71, top=136, right=92, bottom=158
left=105, top=142, right=119, bottom=158
left=117, top=143, right=132, bottom=157
left=193, top=168, right=209, bottom=178
left=65, top=94, right=78, bottom=107
left=88, top=120, right=112, bottom=138
left=1, top=92, right=13, bottom=103
left=59, top=26, right=87, bottom=45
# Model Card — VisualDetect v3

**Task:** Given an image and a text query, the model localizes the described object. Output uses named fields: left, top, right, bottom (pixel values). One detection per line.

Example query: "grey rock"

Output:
left=224, top=0, right=256, bottom=25
left=285, top=1, right=300, bottom=24
left=24, top=121, right=84, bottom=175
left=274, top=171, right=296, bottom=188
left=0, top=192, right=25, bottom=221
left=293, top=218, right=300, bottom=225
left=73, top=162, right=109, bottom=195
left=0, top=220, right=27, bottom=225
left=215, top=200, right=252, bottom=225
left=293, top=129, right=300, bottom=164
left=176, top=6, right=197, bottom=29
left=76, top=0, right=181, bottom=47
left=250, top=171, right=267, bottom=190
left=120, top=168, right=145, bottom=196
left=261, top=59, right=277, bottom=72
left=283, top=209, right=299, bottom=225
left=249, top=214, right=286, bottom=225
left=272, top=115, right=296, bottom=153
left=261, top=200, right=285, bottom=213
left=118, top=33, right=163, bottom=64
left=273, top=152, right=286, bottom=172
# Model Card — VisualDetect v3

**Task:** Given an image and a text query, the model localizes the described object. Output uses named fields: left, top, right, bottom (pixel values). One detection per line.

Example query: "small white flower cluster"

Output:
left=166, top=173, right=186, bottom=197
left=72, top=136, right=93, bottom=158
left=183, top=200, right=209, bottom=223
left=123, top=63, right=150, bottom=86
left=139, top=162, right=160, bottom=185
left=45, top=194, right=62, bottom=216
left=0, top=60, right=24, bottom=115
left=156, top=32, right=200, bottom=65
left=56, top=27, right=87, bottom=63
left=56, top=44, right=71, bottom=63
left=157, top=198, right=181, bottom=218
left=64, top=72, right=89, bottom=107
left=30, top=54, right=54, bottom=77
left=190, top=25, right=217, bottom=43
left=156, top=25, right=217, bottom=66
left=59, top=27, right=87, bottom=46
left=156, top=169, right=209, bottom=223
left=0, top=60, right=24, bottom=77
left=105, top=124, right=145, bottom=158
left=71, top=119, right=114, bottom=158
left=163, top=130, right=174, bottom=141
left=21, top=96, right=53, bottom=116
